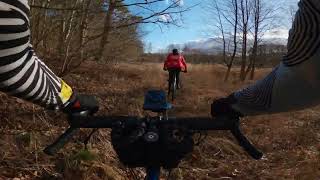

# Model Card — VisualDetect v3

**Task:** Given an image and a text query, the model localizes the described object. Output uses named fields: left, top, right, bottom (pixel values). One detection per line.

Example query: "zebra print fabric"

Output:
left=234, top=67, right=278, bottom=111
left=0, top=0, right=64, bottom=109
left=283, top=0, right=320, bottom=67
left=233, top=0, right=320, bottom=113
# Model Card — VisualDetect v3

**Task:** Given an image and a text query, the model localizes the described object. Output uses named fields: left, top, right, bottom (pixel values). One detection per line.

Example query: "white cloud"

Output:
left=187, top=38, right=209, bottom=43
left=159, top=14, right=172, bottom=22
left=176, top=0, right=184, bottom=6
left=263, top=28, right=289, bottom=39
left=235, top=28, right=289, bottom=40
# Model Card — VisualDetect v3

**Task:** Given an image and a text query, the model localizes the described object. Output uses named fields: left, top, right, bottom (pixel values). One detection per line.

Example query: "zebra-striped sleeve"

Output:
left=0, top=0, right=72, bottom=109
left=232, top=0, right=320, bottom=116
left=234, top=67, right=278, bottom=111
left=283, top=0, right=320, bottom=66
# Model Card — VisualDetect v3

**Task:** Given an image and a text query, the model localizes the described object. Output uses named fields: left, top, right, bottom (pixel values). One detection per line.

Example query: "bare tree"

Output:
left=31, top=0, right=91, bottom=75
left=204, top=0, right=281, bottom=81
left=29, top=0, right=151, bottom=74
left=239, top=0, right=251, bottom=81
left=59, top=0, right=81, bottom=75
left=79, top=0, right=93, bottom=62
left=29, top=0, right=193, bottom=74
left=205, top=0, right=227, bottom=66
left=95, top=0, right=194, bottom=61
left=204, top=0, right=239, bottom=81
left=224, top=0, right=239, bottom=81
left=96, top=0, right=116, bottom=62
left=246, top=0, right=260, bottom=80
left=244, top=0, right=279, bottom=80
left=288, top=4, right=298, bottom=24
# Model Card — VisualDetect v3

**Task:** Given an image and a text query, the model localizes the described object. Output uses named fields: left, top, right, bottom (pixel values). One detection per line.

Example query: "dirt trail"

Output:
left=150, top=63, right=320, bottom=179
left=169, top=64, right=225, bottom=115
left=185, top=65, right=320, bottom=179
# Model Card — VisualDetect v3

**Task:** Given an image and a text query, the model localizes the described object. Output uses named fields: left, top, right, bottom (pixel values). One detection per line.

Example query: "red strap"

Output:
left=73, top=100, right=81, bottom=108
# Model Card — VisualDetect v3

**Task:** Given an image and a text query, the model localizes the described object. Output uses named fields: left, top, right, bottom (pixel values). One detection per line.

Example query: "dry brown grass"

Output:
left=0, top=61, right=319, bottom=179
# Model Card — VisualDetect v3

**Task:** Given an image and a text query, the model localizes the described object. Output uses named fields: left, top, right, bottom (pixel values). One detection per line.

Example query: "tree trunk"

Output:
left=79, top=0, right=92, bottom=62
left=96, top=0, right=116, bottom=62
left=244, top=57, right=252, bottom=78
left=249, top=0, right=260, bottom=80
left=240, top=31, right=247, bottom=81
left=225, top=0, right=238, bottom=82
left=250, top=61, right=255, bottom=79
left=224, top=65, right=232, bottom=81
left=60, top=0, right=79, bottom=75
left=239, top=0, right=249, bottom=81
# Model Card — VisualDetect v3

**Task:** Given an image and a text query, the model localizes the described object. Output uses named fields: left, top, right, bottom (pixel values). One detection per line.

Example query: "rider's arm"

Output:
left=0, top=0, right=73, bottom=110
left=164, top=55, right=170, bottom=70
left=219, top=0, right=320, bottom=116
left=181, top=56, right=187, bottom=72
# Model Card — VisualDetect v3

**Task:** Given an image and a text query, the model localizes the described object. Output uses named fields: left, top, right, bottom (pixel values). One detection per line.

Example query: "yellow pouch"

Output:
left=59, top=80, right=73, bottom=104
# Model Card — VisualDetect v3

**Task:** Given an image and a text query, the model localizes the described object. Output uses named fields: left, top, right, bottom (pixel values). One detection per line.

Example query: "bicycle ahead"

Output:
left=165, top=68, right=186, bottom=101
left=44, top=90, right=263, bottom=180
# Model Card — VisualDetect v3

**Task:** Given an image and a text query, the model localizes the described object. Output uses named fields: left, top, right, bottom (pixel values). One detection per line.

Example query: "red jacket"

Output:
left=164, top=53, right=187, bottom=71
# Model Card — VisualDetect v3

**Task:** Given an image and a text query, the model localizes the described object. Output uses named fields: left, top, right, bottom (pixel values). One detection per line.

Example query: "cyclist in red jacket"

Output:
left=163, top=49, right=187, bottom=89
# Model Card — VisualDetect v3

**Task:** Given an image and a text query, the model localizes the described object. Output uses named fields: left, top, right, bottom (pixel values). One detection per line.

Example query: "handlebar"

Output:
left=44, top=127, right=79, bottom=155
left=44, top=116, right=263, bottom=160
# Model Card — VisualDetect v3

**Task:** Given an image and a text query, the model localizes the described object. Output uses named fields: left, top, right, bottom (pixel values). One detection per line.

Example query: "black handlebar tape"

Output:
left=171, top=117, right=234, bottom=130
left=43, top=127, right=79, bottom=155
left=45, top=116, right=263, bottom=159
left=230, top=126, right=263, bottom=159
left=71, top=116, right=139, bottom=128
left=72, top=116, right=234, bottom=130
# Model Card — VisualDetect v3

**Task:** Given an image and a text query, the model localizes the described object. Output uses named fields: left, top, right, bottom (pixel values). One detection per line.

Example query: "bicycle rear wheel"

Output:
left=145, top=167, right=160, bottom=180
left=171, top=76, right=176, bottom=101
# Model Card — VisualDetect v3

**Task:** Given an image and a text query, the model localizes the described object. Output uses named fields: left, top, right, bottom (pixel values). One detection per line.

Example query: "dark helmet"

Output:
left=172, top=48, right=179, bottom=55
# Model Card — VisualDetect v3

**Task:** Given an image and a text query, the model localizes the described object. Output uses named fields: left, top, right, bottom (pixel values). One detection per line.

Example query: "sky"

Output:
left=137, top=0, right=300, bottom=52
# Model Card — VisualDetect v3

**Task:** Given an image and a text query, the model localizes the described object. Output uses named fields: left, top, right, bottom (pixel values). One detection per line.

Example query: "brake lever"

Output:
left=44, top=127, right=79, bottom=155
left=44, top=111, right=92, bottom=155
left=84, top=129, right=99, bottom=149
left=230, top=119, right=263, bottom=159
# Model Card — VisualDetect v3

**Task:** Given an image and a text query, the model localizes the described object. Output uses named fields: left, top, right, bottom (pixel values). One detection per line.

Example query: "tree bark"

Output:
left=240, top=0, right=250, bottom=81
left=249, top=0, right=260, bottom=80
left=96, top=0, right=116, bottom=62
left=224, top=0, right=238, bottom=82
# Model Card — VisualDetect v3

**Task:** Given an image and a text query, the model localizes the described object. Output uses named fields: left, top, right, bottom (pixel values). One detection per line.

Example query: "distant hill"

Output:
left=166, top=37, right=288, bottom=55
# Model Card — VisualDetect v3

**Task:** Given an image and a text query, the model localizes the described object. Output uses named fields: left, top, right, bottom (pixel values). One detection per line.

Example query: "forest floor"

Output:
left=0, top=61, right=319, bottom=180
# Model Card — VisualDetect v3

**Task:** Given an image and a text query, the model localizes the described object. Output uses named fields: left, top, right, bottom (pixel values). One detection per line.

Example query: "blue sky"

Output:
left=142, top=0, right=204, bottom=52
left=137, top=0, right=299, bottom=52
left=140, top=0, right=207, bottom=52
